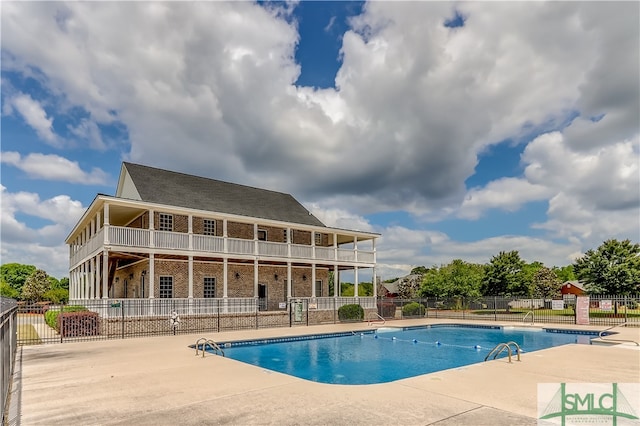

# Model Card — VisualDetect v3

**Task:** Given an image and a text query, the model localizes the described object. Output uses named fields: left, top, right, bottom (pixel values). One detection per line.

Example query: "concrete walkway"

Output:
left=13, top=320, right=640, bottom=425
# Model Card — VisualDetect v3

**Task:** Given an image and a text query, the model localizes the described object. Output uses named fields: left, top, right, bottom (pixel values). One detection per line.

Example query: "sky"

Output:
left=1, top=1, right=639, bottom=281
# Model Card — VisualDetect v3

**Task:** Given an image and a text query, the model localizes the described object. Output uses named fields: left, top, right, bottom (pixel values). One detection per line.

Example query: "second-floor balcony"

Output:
left=71, top=225, right=375, bottom=266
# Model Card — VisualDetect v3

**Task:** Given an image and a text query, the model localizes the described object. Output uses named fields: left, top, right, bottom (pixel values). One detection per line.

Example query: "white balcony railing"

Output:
left=193, top=234, right=224, bottom=252
left=227, top=238, right=254, bottom=255
left=258, top=241, right=288, bottom=257
left=71, top=226, right=375, bottom=266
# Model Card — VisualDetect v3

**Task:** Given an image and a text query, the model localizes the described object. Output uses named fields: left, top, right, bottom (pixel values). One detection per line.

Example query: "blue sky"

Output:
left=1, top=1, right=639, bottom=280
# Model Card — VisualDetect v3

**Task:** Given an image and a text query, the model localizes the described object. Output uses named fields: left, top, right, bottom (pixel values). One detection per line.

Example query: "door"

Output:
left=258, top=283, right=267, bottom=311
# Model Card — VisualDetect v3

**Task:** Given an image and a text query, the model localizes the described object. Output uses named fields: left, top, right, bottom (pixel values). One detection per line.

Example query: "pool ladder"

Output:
left=367, top=312, right=386, bottom=326
left=596, top=322, right=639, bottom=346
left=484, top=341, right=522, bottom=363
left=195, top=337, right=225, bottom=358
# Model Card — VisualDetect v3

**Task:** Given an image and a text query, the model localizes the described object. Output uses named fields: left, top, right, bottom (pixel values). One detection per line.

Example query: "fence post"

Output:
left=624, top=295, right=628, bottom=323
left=306, top=299, right=309, bottom=327
left=462, top=297, right=465, bottom=320
left=121, top=300, right=125, bottom=340
left=216, top=299, right=220, bottom=333
left=333, top=298, right=336, bottom=324
left=494, top=296, right=497, bottom=322
left=60, top=302, right=64, bottom=344
left=255, top=299, right=258, bottom=330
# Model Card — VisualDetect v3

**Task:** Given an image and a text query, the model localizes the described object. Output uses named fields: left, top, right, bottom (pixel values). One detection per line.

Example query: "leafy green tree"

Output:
left=481, top=251, right=528, bottom=296
left=1, top=280, right=20, bottom=299
left=420, top=260, right=483, bottom=298
left=552, top=265, right=576, bottom=282
left=1, top=263, right=36, bottom=296
left=532, top=267, right=562, bottom=298
left=521, top=261, right=544, bottom=295
left=573, top=239, right=640, bottom=295
left=21, top=269, right=51, bottom=302
left=340, top=282, right=354, bottom=296
left=58, top=277, right=69, bottom=290
left=410, top=266, right=428, bottom=275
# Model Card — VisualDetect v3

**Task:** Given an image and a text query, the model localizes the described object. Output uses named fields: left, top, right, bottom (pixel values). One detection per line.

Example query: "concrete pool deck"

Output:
left=11, top=319, right=640, bottom=425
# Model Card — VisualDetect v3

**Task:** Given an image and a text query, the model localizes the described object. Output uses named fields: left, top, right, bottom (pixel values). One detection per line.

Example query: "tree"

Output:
left=1, top=280, right=20, bottom=299
left=532, top=267, right=562, bottom=298
left=481, top=251, right=528, bottom=296
left=521, top=261, right=544, bottom=293
left=420, top=260, right=483, bottom=298
left=410, top=266, right=429, bottom=275
left=552, top=265, right=576, bottom=282
left=573, top=239, right=640, bottom=295
left=1, top=263, right=36, bottom=296
left=21, top=269, right=51, bottom=302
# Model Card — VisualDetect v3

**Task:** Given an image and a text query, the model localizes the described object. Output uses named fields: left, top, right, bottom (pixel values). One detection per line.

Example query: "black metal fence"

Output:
left=1, top=297, right=18, bottom=425
left=381, top=295, right=640, bottom=326
left=9, top=294, right=639, bottom=346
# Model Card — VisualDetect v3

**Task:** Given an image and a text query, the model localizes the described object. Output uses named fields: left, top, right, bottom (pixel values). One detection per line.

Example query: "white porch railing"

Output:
left=109, top=226, right=149, bottom=248
left=291, top=244, right=313, bottom=258
left=258, top=241, right=288, bottom=257
left=155, top=230, right=189, bottom=249
left=72, top=226, right=375, bottom=265
left=193, top=235, right=224, bottom=252
left=228, top=238, right=254, bottom=255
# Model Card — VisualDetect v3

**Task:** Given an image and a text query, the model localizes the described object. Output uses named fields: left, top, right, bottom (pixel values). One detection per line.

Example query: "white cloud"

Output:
left=1, top=152, right=110, bottom=185
left=458, top=178, right=552, bottom=220
left=0, top=186, right=86, bottom=278
left=1, top=2, right=638, bottom=276
left=5, top=93, right=59, bottom=145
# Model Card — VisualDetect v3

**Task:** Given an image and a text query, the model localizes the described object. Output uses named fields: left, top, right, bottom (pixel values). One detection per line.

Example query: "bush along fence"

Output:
left=11, top=294, right=639, bottom=345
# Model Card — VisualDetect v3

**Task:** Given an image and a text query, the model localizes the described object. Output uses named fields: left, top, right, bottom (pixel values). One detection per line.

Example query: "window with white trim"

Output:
left=159, top=213, right=173, bottom=231
left=203, top=277, right=216, bottom=298
left=159, top=276, right=173, bottom=298
left=203, top=219, right=216, bottom=236
left=257, top=229, right=267, bottom=241
left=315, top=280, right=322, bottom=297
left=283, top=229, right=288, bottom=243
left=315, top=232, right=322, bottom=245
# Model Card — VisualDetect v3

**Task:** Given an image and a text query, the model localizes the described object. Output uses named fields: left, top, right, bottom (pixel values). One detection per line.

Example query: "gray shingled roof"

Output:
left=122, top=162, right=326, bottom=227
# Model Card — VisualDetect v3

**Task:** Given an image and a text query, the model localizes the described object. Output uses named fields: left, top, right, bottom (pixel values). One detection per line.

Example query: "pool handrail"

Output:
left=522, top=311, right=534, bottom=325
left=596, top=322, right=639, bottom=346
left=367, top=312, right=386, bottom=326
left=485, top=341, right=522, bottom=363
left=195, top=337, right=226, bottom=357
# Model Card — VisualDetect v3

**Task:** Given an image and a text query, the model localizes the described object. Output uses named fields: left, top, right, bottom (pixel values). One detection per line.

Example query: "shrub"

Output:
left=58, top=311, right=100, bottom=337
left=338, top=304, right=364, bottom=321
left=402, top=302, right=425, bottom=317
left=45, top=305, right=88, bottom=331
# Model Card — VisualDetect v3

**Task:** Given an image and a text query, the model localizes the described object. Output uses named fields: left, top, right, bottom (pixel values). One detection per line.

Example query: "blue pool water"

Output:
left=216, top=325, right=594, bottom=385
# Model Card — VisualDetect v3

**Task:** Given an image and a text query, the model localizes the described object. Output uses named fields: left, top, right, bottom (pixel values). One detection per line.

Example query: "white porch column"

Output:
left=311, top=264, right=317, bottom=298
left=148, top=253, right=155, bottom=298
left=188, top=255, right=194, bottom=298
left=89, top=256, right=95, bottom=299
left=223, top=219, right=228, bottom=254
left=254, top=259, right=259, bottom=298
left=188, top=215, right=193, bottom=250
left=373, top=267, right=378, bottom=299
left=149, top=210, right=154, bottom=247
left=103, top=203, right=110, bottom=244
left=286, top=228, right=291, bottom=258
left=334, top=264, right=339, bottom=297
left=102, top=250, right=109, bottom=299
left=253, top=223, right=259, bottom=255
left=223, top=258, right=228, bottom=298
left=287, top=263, right=292, bottom=298
left=333, top=233, right=337, bottom=261
left=81, top=261, right=86, bottom=299
left=354, top=267, right=359, bottom=298
left=354, top=236, right=358, bottom=262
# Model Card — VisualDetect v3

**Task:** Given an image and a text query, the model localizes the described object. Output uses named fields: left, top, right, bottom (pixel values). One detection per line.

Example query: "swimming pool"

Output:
left=213, top=325, right=595, bottom=385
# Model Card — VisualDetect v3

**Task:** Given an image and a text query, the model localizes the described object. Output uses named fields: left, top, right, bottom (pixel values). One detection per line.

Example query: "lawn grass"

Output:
left=470, top=309, right=640, bottom=318
left=17, top=324, right=42, bottom=345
